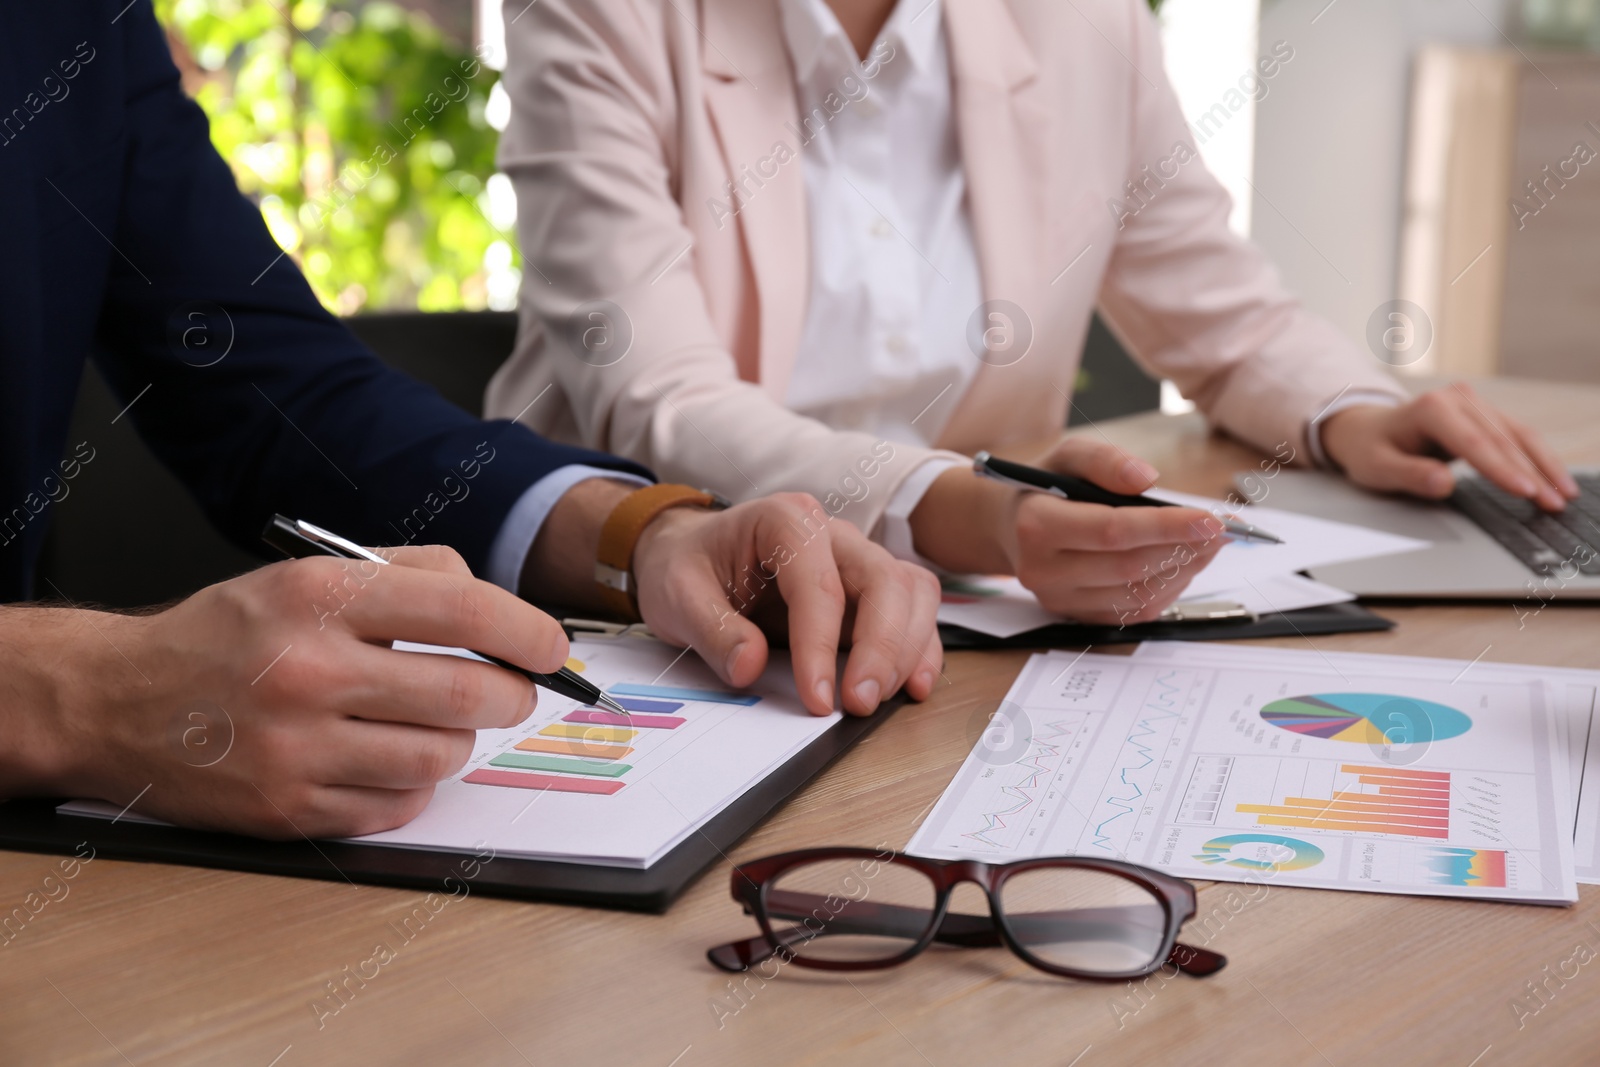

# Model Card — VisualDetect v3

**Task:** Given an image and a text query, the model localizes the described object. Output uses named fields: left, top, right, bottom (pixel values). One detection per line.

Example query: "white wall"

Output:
left=1251, top=0, right=1513, bottom=345
left=1160, top=0, right=1264, bottom=237
left=475, top=0, right=506, bottom=69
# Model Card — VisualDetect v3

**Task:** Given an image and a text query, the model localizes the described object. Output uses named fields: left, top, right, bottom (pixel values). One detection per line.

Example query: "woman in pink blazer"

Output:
left=486, top=0, right=1574, bottom=624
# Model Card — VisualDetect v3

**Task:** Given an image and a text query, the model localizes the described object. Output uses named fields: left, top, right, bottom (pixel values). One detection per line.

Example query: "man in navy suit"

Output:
left=0, top=3, right=941, bottom=837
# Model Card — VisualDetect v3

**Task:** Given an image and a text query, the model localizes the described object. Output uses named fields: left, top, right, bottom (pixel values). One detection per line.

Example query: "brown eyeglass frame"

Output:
left=707, top=847, right=1226, bottom=982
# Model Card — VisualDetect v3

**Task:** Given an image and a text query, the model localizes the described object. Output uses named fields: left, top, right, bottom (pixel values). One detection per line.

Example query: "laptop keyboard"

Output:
left=1450, top=474, right=1600, bottom=576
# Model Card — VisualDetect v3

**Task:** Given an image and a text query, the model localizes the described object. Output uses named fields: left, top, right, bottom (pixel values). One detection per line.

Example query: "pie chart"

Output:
left=1194, top=834, right=1325, bottom=872
left=1260, top=693, right=1471, bottom=745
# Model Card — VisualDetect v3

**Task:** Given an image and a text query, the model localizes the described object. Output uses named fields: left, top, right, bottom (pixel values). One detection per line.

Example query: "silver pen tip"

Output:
left=595, top=693, right=630, bottom=716
left=1222, top=518, right=1283, bottom=545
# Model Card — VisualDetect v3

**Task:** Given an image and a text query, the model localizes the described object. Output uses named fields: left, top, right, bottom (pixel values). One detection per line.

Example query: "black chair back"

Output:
left=33, top=311, right=515, bottom=608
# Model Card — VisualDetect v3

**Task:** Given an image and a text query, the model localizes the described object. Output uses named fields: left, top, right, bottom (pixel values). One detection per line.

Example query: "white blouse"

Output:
left=778, top=0, right=978, bottom=561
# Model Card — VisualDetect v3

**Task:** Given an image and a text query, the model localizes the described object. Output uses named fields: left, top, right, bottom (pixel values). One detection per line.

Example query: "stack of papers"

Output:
left=909, top=643, right=1587, bottom=904
left=936, top=490, right=1429, bottom=638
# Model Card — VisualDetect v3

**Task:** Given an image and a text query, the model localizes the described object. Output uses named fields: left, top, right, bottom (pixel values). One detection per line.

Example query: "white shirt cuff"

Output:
left=875, top=456, right=965, bottom=568
left=486, top=464, right=652, bottom=592
left=1306, top=390, right=1406, bottom=470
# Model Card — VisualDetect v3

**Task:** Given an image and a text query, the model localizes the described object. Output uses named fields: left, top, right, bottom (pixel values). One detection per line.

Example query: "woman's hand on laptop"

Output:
left=1319, top=383, right=1577, bottom=512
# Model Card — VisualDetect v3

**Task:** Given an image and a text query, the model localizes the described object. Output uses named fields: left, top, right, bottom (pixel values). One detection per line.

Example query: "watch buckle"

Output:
left=594, top=562, right=631, bottom=593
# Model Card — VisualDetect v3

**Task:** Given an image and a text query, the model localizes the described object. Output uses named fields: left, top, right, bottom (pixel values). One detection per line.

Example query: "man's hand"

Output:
left=1321, top=384, right=1578, bottom=511
left=910, top=439, right=1227, bottom=624
left=6, top=547, right=568, bottom=838
left=631, top=494, right=943, bottom=716
left=522, top=481, right=942, bottom=716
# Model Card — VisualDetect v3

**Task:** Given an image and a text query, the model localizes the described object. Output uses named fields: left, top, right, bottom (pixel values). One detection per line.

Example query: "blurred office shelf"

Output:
left=1400, top=46, right=1600, bottom=384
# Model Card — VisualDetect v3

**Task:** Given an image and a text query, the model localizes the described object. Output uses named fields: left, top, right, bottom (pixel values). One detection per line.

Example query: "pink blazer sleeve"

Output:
left=1096, top=0, right=1407, bottom=462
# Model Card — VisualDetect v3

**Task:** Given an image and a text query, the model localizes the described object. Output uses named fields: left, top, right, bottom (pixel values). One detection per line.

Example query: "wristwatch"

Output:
left=595, top=483, right=728, bottom=621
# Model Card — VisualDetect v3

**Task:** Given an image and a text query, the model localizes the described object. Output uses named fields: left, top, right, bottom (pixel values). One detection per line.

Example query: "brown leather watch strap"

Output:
left=595, top=484, right=721, bottom=621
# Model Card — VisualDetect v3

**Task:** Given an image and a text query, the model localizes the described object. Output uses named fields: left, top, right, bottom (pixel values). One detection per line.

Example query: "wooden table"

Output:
left=5, top=377, right=1600, bottom=1066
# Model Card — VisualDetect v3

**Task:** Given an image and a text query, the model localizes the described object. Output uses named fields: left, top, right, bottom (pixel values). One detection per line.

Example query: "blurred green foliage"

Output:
left=155, top=0, right=516, bottom=313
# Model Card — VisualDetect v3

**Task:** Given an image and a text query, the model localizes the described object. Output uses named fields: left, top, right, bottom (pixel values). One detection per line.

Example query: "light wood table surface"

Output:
left=5, top=377, right=1600, bottom=1067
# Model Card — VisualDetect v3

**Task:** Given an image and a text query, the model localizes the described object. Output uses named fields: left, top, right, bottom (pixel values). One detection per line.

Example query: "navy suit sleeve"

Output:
left=88, top=3, right=649, bottom=573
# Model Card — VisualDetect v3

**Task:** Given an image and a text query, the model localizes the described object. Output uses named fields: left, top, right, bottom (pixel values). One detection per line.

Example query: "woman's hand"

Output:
left=1320, top=383, right=1577, bottom=511
left=911, top=440, right=1227, bottom=624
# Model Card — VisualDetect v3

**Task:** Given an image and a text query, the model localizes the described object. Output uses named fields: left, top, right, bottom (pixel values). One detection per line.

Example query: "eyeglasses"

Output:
left=707, top=847, right=1226, bottom=981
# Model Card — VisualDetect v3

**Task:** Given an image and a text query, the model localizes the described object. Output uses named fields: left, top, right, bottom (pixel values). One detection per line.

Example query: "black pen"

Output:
left=261, top=515, right=630, bottom=716
left=972, top=452, right=1284, bottom=545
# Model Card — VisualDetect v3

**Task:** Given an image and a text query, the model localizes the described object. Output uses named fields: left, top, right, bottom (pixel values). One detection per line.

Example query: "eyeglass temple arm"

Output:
left=1165, top=941, right=1227, bottom=976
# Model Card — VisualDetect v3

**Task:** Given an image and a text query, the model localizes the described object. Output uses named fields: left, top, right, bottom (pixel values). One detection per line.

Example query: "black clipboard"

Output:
left=0, top=700, right=901, bottom=914
left=938, top=601, right=1393, bottom=649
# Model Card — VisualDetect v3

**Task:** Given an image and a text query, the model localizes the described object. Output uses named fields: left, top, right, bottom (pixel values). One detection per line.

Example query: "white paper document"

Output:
left=937, top=575, right=1062, bottom=638
left=60, top=635, right=838, bottom=869
left=1145, top=489, right=1429, bottom=600
left=1131, top=642, right=1600, bottom=885
left=908, top=647, right=1577, bottom=904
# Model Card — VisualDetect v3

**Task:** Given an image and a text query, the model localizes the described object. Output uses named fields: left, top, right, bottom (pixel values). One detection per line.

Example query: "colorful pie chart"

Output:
left=1194, top=834, right=1325, bottom=872
left=1260, top=693, right=1471, bottom=745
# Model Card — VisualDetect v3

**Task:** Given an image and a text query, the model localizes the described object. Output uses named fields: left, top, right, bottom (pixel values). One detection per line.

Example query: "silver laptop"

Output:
left=1234, top=468, right=1600, bottom=599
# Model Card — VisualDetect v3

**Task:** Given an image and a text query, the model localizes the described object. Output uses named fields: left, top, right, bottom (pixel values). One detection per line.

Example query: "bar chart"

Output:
left=1235, top=763, right=1452, bottom=838
left=463, top=681, right=759, bottom=796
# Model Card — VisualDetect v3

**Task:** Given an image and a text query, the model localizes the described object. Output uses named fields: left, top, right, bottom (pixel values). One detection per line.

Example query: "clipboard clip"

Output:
left=562, top=617, right=656, bottom=640
left=1158, top=600, right=1258, bottom=623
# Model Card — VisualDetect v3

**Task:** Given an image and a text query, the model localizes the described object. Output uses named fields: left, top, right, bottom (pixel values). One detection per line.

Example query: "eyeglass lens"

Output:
left=997, top=866, right=1168, bottom=974
left=764, top=858, right=939, bottom=963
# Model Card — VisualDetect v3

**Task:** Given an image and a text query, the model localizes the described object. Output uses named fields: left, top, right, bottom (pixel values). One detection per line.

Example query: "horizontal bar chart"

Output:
left=1250, top=814, right=1449, bottom=838
left=1239, top=805, right=1447, bottom=827
left=463, top=769, right=625, bottom=795
left=1273, top=796, right=1452, bottom=812
left=490, top=752, right=632, bottom=778
left=1351, top=770, right=1448, bottom=783
left=565, top=709, right=685, bottom=730
left=540, top=723, right=636, bottom=743
left=1238, top=767, right=1453, bottom=839
left=610, top=682, right=760, bottom=706
left=467, top=678, right=763, bottom=801
left=516, top=737, right=634, bottom=760
left=1278, top=797, right=1446, bottom=816
left=610, top=696, right=684, bottom=714
left=1341, top=764, right=1448, bottom=782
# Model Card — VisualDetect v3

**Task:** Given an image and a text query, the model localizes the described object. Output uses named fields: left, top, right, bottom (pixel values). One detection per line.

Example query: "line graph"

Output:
left=1089, top=669, right=1190, bottom=853
left=961, top=716, right=1084, bottom=850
